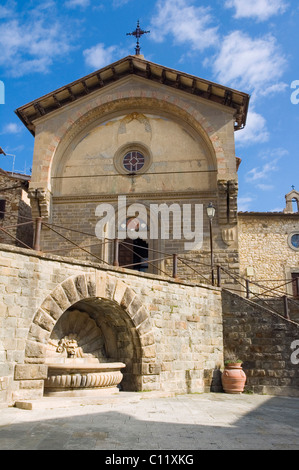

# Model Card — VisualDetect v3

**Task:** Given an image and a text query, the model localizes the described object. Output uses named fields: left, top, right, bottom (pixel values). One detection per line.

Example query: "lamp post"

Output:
left=207, top=202, right=216, bottom=285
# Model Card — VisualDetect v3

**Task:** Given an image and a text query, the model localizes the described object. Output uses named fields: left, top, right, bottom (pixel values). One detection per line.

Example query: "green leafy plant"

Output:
left=224, top=350, right=243, bottom=366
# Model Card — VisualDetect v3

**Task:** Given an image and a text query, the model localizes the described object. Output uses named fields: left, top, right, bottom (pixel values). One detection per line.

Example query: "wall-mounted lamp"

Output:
left=207, top=202, right=216, bottom=285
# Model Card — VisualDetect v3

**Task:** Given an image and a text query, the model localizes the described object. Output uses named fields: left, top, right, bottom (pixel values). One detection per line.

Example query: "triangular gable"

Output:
left=15, top=55, right=250, bottom=136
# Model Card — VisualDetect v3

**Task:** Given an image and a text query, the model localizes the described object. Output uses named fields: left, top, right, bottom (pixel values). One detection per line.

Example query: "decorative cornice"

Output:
left=52, top=190, right=217, bottom=204
left=15, top=55, right=250, bottom=136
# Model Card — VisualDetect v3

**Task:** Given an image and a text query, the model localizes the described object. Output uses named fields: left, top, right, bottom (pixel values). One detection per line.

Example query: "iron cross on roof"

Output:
left=127, top=20, right=150, bottom=56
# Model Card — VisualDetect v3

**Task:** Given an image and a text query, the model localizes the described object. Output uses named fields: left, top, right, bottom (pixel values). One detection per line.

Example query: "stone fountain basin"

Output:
left=44, top=360, right=126, bottom=397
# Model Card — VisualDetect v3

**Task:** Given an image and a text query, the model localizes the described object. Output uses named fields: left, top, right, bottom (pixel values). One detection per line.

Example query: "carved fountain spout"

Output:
left=44, top=312, right=126, bottom=397
left=56, top=337, right=82, bottom=359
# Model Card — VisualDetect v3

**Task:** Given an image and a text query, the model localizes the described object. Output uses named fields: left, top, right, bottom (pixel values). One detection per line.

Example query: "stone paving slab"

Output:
left=14, top=391, right=175, bottom=410
left=0, top=392, right=299, bottom=451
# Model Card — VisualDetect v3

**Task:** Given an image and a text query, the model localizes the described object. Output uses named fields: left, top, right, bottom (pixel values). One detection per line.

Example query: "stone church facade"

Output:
left=16, top=55, right=250, bottom=285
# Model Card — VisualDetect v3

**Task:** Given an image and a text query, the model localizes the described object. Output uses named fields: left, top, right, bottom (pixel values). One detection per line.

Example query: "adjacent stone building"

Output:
left=0, top=169, right=33, bottom=249
left=238, top=189, right=299, bottom=298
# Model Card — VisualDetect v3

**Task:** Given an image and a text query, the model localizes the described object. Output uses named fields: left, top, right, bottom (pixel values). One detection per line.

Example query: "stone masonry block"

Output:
left=141, top=363, right=161, bottom=375
left=137, top=318, right=152, bottom=337
left=27, top=323, right=50, bottom=345
left=33, top=308, right=56, bottom=333
left=14, top=364, right=48, bottom=380
left=85, top=273, right=97, bottom=297
left=131, top=306, right=149, bottom=328
left=139, top=332, right=155, bottom=347
left=105, top=275, right=117, bottom=300
left=25, top=340, right=47, bottom=360
left=41, top=296, right=63, bottom=321
left=120, top=287, right=136, bottom=310
left=74, top=275, right=88, bottom=299
left=51, top=285, right=71, bottom=312
left=19, top=380, right=44, bottom=390
left=61, top=277, right=80, bottom=303
left=95, top=271, right=107, bottom=298
left=142, top=344, right=157, bottom=359
left=113, top=280, right=127, bottom=305
left=127, top=296, right=143, bottom=319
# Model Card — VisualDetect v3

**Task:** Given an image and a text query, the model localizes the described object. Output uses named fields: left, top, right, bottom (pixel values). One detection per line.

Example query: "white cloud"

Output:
left=150, top=0, right=219, bottom=52
left=236, top=109, right=269, bottom=146
left=259, top=82, right=288, bottom=97
left=0, top=4, right=12, bottom=19
left=212, top=31, right=286, bottom=96
left=259, top=147, right=289, bottom=160
left=246, top=160, right=279, bottom=182
left=225, top=0, right=288, bottom=21
left=112, top=0, right=131, bottom=7
left=244, top=147, right=288, bottom=188
left=238, top=197, right=255, bottom=211
left=1, top=123, right=23, bottom=135
left=256, top=183, right=275, bottom=191
left=83, top=43, right=120, bottom=70
left=0, top=12, right=74, bottom=77
left=65, top=0, right=90, bottom=8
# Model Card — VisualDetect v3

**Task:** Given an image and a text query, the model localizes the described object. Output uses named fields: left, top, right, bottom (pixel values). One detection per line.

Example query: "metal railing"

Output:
left=0, top=212, right=299, bottom=322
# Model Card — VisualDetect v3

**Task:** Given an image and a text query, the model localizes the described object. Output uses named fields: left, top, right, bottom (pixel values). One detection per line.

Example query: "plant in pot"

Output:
left=221, top=350, right=246, bottom=394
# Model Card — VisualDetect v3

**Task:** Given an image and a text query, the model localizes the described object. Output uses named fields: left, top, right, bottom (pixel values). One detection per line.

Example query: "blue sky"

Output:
left=0, top=0, right=298, bottom=212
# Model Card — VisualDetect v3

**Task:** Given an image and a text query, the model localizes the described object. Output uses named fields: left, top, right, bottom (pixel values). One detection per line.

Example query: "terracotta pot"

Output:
left=221, top=363, right=246, bottom=394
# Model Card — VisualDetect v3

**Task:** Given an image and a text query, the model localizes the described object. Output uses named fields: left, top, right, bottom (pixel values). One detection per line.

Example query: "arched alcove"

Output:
left=49, top=96, right=219, bottom=199
left=24, top=272, right=158, bottom=393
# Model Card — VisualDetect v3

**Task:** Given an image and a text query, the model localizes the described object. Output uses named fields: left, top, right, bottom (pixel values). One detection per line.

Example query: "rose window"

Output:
left=122, top=151, right=145, bottom=173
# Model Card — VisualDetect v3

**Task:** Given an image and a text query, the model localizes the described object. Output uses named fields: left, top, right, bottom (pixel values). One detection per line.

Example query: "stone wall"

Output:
left=0, top=244, right=223, bottom=406
left=0, top=173, right=33, bottom=249
left=40, top=195, right=239, bottom=286
left=238, top=213, right=299, bottom=296
left=222, top=290, right=299, bottom=397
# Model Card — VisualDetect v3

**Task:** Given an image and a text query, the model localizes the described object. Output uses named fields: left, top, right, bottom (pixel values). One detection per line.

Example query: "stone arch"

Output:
left=25, top=271, right=158, bottom=391
left=48, top=90, right=224, bottom=192
left=285, top=189, right=299, bottom=213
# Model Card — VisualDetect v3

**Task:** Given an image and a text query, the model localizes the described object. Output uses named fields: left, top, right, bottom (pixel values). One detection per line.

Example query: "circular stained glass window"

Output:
left=291, top=233, right=299, bottom=249
left=123, top=151, right=145, bottom=173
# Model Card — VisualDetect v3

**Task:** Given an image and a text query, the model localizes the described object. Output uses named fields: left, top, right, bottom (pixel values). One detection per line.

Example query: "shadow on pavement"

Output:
left=0, top=394, right=299, bottom=450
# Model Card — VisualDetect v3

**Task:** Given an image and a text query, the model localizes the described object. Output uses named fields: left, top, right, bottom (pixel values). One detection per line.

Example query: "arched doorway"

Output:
left=118, top=217, right=149, bottom=272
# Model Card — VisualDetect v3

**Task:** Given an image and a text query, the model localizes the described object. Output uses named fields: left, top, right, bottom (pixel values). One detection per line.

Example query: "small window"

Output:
left=0, top=199, right=6, bottom=220
left=291, top=234, right=299, bottom=250
left=123, top=151, right=145, bottom=174
left=288, top=232, right=299, bottom=251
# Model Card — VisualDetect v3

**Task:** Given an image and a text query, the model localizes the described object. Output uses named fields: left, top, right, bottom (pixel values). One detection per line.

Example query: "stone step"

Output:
left=14, top=390, right=175, bottom=410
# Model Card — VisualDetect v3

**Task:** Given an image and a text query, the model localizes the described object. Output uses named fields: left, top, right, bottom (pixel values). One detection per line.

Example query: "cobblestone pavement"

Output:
left=0, top=392, right=299, bottom=451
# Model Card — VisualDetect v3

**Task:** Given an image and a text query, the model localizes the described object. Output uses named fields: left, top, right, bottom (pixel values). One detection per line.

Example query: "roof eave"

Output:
left=15, top=55, right=250, bottom=137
